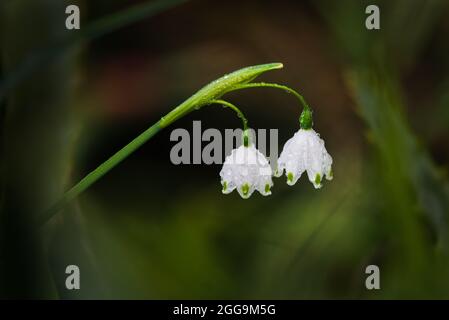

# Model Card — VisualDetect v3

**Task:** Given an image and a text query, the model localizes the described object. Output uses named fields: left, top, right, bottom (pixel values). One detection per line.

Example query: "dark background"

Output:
left=1, top=0, right=449, bottom=299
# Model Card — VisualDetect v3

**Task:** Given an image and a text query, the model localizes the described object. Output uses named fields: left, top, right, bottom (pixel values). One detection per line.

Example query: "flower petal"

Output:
left=219, top=144, right=273, bottom=198
left=278, top=128, right=332, bottom=188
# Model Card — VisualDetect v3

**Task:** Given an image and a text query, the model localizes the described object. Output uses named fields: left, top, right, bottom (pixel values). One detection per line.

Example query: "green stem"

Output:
left=37, top=121, right=163, bottom=225
left=232, top=82, right=313, bottom=129
left=233, top=82, right=311, bottom=111
left=208, top=99, right=248, bottom=131
left=208, top=99, right=250, bottom=146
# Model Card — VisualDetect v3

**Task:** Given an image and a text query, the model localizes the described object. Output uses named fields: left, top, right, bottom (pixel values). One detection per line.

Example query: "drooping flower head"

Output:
left=220, top=130, right=273, bottom=199
left=276, top=107, right=333, bottom=188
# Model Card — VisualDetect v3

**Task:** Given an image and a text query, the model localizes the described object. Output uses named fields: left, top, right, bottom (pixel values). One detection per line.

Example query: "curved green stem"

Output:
left=232, top=82, right=313, bottom=129
left=233, top=82, right=310, bottom=111
left=208, top=99, right=248, bottom=131
left=208, top=99, right=250, bottom=146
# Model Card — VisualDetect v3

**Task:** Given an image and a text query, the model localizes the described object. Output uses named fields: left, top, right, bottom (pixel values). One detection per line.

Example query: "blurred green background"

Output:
left=1, top=0, right=449, bottom=299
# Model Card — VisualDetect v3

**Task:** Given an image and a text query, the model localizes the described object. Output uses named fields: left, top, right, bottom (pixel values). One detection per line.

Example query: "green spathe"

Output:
left=160, top=63, right=283, bottom=127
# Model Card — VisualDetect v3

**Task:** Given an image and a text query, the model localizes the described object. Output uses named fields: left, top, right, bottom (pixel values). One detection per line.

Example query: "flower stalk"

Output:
left=208, top=99, right=249, bottom=146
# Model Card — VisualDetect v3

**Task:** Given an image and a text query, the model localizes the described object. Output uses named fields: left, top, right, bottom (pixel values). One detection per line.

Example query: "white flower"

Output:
left=275, top=129, right=333, bottom=188
left=220, top=144, right=273, bottom=199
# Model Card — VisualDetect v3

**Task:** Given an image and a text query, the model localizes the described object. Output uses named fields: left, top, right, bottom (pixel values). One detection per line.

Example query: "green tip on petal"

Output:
left=222, top=181, right=227, bottom=192
left=241, top=183, right=250, bottom=197
left=287, top=172, right=294, bottom=183
left=265, top=183, right=270, bottom=193
left=314, top=173, right=322, bottom=187
left=327, top=169, right=333, bottom=180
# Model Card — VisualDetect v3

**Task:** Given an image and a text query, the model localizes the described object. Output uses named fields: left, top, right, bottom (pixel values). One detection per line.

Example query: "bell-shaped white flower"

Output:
left=220, top=144, right=273, bottom=199
left=275, top=128, right=333, bottom=188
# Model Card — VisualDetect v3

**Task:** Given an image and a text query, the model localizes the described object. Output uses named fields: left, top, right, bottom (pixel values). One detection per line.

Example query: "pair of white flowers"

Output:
left=220, top=128, right=333, bottom=199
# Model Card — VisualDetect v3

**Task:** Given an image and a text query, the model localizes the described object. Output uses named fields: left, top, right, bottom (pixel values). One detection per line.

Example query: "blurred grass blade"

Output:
left=0, top=0, right=187, bottom=102
left=346, top=69, right=449, bottom=251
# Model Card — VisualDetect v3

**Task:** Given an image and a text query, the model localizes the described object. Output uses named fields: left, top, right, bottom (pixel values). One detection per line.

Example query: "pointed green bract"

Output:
left=160, top=63, right=283, bottom=127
